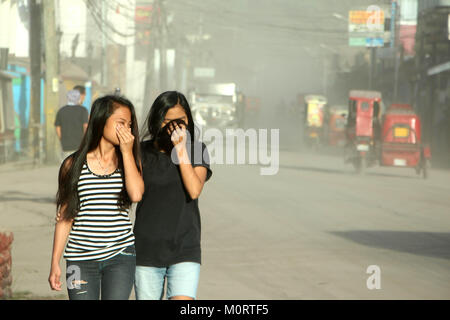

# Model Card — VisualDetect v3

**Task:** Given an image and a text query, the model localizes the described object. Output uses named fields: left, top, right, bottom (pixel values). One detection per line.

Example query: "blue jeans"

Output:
left=66, top=246, right=136, bottom=300
left=134, top=262, right=201, bottom=300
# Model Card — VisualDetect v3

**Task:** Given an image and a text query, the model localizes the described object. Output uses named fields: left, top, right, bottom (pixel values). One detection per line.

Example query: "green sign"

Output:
left=349, top=37, right=366, bottom=46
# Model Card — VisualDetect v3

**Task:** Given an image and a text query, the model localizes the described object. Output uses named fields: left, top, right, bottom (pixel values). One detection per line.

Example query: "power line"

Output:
left=85, top=0, right=135, bottom=38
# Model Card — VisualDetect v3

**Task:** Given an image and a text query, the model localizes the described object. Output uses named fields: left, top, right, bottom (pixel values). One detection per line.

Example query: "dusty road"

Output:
left=200, top=147, right=450, bottom=299
left=0, top=141, right=449, bottom=299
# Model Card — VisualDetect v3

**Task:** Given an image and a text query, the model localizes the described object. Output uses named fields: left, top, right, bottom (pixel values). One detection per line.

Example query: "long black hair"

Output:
left=56, top=94, right=141, bottom=221
left=141, top=91, right=198, bottom=144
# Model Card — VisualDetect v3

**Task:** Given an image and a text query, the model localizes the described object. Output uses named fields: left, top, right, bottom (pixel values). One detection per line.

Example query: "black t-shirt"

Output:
left=54, top=105, right=89, bottom=151
left=134, top=139, right=213, bottom=267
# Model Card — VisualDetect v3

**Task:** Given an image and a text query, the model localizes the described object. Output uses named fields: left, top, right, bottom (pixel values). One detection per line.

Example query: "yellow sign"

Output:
left=52, top=78, right=59, bottom=93
left=349, top=11, right=384, bottom=24
left=307, top=103, right=323, bottom=127
left=394, top=127, right=409, bottom=138
left=349, top=9, right=385, bottom=33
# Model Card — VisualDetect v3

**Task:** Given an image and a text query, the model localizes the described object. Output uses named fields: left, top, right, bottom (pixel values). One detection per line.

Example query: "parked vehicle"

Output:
left=344, top=90, right=383, bottom=174
left=303, top=94, right=327, bottom=149
left=380, top=104, right=431, bottom=178
left=189, top=83, right=241, bottom=129
left=327, top=105, right=347, bottom=147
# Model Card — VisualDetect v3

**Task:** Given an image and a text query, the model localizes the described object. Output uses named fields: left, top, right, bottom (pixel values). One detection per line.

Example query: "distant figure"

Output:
left=54, top=90, right=89, bottom=160
left=236, top=91, right=246, bottom=128
left=73, top=85, right=86, bottom=105
left=277, top=99, right=287, bottom=120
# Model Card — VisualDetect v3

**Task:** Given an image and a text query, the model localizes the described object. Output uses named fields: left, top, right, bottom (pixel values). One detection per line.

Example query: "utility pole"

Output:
left=28, top=0, right=42, bottom=164
left=143, top=0, right=158, bottom=111
left=369, top=47, right=376, bottom=90
left=101, top=1, right=107, bottom=87
left=43, top=0, right=59, bottom=164
left=323, top=57, right=328, bottom=96
left=391, top=0, right=400, bottom=102
left=159, top=0, right=167, bottom=92
left=0, top=48, right=8, bottom=69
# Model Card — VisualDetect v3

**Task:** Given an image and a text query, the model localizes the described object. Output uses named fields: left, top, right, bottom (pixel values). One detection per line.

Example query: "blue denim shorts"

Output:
left=134, top=262, right=201, bottom=300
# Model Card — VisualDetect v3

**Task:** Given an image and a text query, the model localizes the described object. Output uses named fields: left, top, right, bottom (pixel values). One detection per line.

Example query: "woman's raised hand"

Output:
left=116, top=124, right=135, bottom=154
left=169, top=122, right=187, bottom=150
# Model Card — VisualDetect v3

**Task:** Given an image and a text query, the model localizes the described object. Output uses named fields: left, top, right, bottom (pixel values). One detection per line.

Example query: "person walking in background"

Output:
left=73, top=85, right=86, bottom=106
left=48, top=94, right=144, bottom=300
left=134, top=91, right=212, bottom=300
left=55, top=90, right=89, bottom=160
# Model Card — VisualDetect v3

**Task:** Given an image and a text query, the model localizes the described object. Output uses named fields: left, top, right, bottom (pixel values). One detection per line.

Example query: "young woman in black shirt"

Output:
left=134, top=91, right=212, bottom=300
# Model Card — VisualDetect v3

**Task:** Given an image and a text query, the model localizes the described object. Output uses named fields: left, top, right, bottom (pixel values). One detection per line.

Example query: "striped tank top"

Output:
left=64, top=161, right=135, bottom=261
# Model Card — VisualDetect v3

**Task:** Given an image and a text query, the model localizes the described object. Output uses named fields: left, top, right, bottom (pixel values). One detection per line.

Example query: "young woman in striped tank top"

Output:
left=48, top=95, right=144, bottom=300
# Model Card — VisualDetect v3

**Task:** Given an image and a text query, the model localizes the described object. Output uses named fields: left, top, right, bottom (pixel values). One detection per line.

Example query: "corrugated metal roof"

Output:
left=0, top=70, right=14, bottom=80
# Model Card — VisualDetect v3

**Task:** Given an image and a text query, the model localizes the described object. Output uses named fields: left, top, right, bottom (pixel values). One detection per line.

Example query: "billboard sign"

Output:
left=348, top=6, right=386, bottom=47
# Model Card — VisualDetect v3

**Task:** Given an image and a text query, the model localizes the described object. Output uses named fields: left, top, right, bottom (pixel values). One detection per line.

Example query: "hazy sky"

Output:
left=166, top=0, right=390, bottom=110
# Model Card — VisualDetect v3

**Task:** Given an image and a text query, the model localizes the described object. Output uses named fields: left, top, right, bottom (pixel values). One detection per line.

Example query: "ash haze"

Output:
left=0, top=0, right=449, bottom=301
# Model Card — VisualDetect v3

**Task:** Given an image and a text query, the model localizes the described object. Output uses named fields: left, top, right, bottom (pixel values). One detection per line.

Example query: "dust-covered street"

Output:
left=2, top=133, right=449, bottom=299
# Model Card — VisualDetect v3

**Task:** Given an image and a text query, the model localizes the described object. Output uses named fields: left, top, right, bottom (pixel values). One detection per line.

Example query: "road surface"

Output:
left=0, top=138, right=449, bottom=299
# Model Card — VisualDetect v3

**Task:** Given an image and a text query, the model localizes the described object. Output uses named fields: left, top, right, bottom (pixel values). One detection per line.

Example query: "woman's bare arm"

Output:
left=49, top=205, right=73, bottom=291
left=176, top=145, right=208, bottom=200
left=168, top=123, right=208, bottom=200
left=116, top=125, right=144, bottom=202
left=122, top=151, right=144, bottom=202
